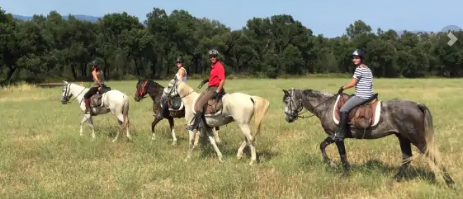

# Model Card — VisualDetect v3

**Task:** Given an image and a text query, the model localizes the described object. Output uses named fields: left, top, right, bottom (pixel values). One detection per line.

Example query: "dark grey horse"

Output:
left=282, top=88, right=454, bottom=187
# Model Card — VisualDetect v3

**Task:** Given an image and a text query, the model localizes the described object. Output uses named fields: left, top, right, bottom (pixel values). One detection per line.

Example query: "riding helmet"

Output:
left=208, top=49, right=219, bottom=57
left=351, top=49, right=364, bottom=59
left=176, top=56, right=184, bottom=63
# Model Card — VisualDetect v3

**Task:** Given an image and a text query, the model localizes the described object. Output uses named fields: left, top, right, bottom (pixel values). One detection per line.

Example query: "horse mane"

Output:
left=177, top=80, right=195, bottom=96
left=301, top=89, right=334, bottom=98
left=140, top=78, right=164, bottom=88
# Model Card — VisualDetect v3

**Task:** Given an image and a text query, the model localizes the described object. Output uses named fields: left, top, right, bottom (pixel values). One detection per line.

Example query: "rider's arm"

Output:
left=342, top=78, right=357, bottom=89
left=92, top=70, right=102, bottom=87
left=177, top=69, right=185, bottom=80
left=343, top=67, right=361, bottom=89
left=215, top=65, right=226, bottom=93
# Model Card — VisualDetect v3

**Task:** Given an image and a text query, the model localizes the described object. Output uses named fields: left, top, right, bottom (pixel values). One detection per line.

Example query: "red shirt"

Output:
left=208, top=61, right=225, bottom=87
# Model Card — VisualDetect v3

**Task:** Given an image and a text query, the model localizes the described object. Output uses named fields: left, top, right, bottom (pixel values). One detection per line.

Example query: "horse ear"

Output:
left=63, top=80, right=68, bottom=84
left=282, top=89, right=289, bottom=96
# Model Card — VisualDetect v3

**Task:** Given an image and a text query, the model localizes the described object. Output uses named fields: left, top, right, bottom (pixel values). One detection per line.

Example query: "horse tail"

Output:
left=250, top=96, right=270, bottom=138
left=417, top=103, right=446, bottom=178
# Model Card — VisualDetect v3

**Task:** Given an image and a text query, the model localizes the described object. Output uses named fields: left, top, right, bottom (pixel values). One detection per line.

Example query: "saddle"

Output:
left=333, top=93, right=381, bottom=129
left=90, top=86, right=111, bottom=107
left=194, top=91, right=226, bottom=116
left=166, top=95, right=184, bottom=111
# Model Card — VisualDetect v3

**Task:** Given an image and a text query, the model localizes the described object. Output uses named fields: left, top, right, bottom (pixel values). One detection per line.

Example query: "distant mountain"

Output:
left=13, top=14, right=100, bottom=22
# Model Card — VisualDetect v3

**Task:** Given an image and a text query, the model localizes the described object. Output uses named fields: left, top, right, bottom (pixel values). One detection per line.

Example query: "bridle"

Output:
left=285, top=87, right=338, bottom=119
left=168, top=78, right=193, bottom=99
left=61, top=82, right=91, bottom=104
left=136, top=80, right=150, bottom=99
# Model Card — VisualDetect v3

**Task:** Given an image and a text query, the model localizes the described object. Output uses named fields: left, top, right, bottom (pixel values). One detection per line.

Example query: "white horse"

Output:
left=60, top=81, right=131, bottom=142
left=166, top=78, right=271, bottom=165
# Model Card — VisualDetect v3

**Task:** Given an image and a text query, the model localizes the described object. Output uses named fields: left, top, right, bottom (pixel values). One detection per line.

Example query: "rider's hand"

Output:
left=98, top=86, right=102, bottom=91
left=337, top=86, right=344, bottom=95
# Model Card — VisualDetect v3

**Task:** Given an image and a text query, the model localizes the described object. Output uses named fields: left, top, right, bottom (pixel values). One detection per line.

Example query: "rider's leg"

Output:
left=83, top=87, right=98, bottom=115
left=157, top=97, right=168, bottom=119
left=334, top=95, right=368, bottom=141
left=186, top=87, right=217, bottom=131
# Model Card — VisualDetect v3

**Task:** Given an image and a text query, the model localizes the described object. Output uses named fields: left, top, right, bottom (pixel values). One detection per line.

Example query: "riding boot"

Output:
left=84, top=98, right=93, bottom=115
left=157, top=100, right=168, bottom=119
left=334, top=112, right=349, bottom=142
left=185, top=113, right=204, bottom=131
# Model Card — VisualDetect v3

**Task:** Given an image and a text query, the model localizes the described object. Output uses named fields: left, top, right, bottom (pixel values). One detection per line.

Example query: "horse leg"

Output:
left=237, top=137, right=248, bottom=160
left=418, top=143, right=455, bottom=187
left=320, top=136, right=335, bottom=165
left=193, top=131, right=200, bottom=147
left=151, top=116, right=162, bottom=141
left=167, top=116, right=177, bottom=145
left=80, top=116, right=92, bottom=137
left=212, top=127, right=222, bottom=144
left=205, top=128, right=224, bottom=163
left=392, top=135, right=413, bottom=182
left=335, top=141, right=350, bottom=175
left=185, top=130, right=199, bottom=162
left=238, top=123, right=257, bottom=166
left=113, top=113, right=129, bottom=143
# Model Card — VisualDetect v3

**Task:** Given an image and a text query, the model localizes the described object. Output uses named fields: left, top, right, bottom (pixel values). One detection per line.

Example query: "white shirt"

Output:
left=175, top=67, right=187, bottom=83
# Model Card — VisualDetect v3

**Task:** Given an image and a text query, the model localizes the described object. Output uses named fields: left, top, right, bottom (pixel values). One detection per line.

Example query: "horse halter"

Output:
left=285, top=88, right=304, bottom=118
left=285, top=87, right=338, bottom=119
left=61, top=83, right=72, bottom=104
left=137, top=80, right=149, bottom=98
left=61, top=82, right=90, bottom=104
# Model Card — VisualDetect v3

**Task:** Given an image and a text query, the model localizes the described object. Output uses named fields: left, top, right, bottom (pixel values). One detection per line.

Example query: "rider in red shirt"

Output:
left=186, top=49, right=226, bottom=131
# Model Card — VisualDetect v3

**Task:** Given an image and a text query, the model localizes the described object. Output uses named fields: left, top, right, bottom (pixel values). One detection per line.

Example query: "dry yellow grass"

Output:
left=0, top=78, right=461, bottom=198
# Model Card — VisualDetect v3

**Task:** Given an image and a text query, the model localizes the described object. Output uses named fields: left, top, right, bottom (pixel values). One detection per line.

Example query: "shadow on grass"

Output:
left=194, top=132, right=279, bottom=163
left=325, top=159, right=438, bottom=185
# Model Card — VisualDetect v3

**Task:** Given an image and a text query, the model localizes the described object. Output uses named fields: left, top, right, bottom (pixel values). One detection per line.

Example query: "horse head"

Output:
left=135, top=78, right=155, bottom=102
left=282, top=87, right=303, bottom=123
left=169, top=78, right=194, bottom=99
left=61, top=80, right=73, bottom=104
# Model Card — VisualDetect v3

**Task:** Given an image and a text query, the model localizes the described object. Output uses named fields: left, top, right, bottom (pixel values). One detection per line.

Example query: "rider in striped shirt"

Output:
left=334, top=49, right=374, bottom=142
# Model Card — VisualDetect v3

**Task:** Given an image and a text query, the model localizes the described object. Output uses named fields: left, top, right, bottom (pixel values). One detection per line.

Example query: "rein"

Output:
left=286, top=88, right=338, bottom=119
left=64, top=82, right=92, bottom=104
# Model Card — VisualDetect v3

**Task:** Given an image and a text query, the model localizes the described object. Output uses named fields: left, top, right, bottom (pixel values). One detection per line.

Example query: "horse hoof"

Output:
left=218, top=158, right=224, bottom=163
left=172, top=141, right=177, bottom=146
left=249, top=161, right=256, bottom=166
left=329, top=161, right=337, bottom=167
left=237, top=155, right=243, bottom=160
left=341, top=171, right=351, bottom=178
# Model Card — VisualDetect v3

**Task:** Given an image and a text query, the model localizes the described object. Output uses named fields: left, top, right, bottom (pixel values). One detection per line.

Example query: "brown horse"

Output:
left=134, top=79, right=220, bottom=145
left=282, top=88, right=454, bottom=187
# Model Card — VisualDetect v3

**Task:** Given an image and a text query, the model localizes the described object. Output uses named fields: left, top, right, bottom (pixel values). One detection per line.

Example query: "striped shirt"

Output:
left=353, top=66, right=373, bottom=99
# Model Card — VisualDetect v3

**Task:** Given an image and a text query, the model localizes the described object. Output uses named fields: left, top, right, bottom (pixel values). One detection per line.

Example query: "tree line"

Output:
left=0, top=7, right=462, bottom=83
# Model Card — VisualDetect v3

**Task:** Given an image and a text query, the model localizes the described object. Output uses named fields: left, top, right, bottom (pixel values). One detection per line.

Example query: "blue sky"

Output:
left=1, top=0, right=461, bottom=37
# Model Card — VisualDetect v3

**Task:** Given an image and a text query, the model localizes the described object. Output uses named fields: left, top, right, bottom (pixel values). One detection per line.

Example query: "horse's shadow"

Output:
left=327, top=159, right=437, bottom=184
left=196, top=132, right=279, bottom=163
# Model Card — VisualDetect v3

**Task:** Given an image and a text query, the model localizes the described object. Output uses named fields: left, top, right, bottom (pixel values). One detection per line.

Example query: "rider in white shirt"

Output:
left=157, top=57, right=188, bottom=119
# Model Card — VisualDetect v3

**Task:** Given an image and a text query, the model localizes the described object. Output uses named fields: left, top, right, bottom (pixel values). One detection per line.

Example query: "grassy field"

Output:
left=0, top=78, right=462, bottom=198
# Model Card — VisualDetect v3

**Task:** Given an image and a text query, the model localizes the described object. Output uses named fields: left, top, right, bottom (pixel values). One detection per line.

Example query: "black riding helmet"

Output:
left=90, top=60, right=99, bottom=66
left=351, top=49, right=364, bottom=60
left=176, top=56, right=184, bottom=63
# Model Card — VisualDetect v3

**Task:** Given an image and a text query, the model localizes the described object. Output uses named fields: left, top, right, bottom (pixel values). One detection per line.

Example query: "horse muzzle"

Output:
left=284, top=112, right=297, bottom=123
